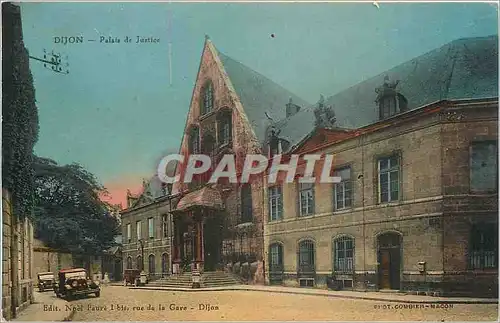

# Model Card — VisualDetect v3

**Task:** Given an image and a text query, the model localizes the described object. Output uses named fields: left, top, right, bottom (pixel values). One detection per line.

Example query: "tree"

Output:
left=33, top=156, right=120, bottom=254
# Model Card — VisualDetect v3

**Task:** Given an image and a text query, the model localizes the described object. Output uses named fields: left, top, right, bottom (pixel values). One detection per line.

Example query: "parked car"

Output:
left=53, top=268, right=100, bottom=300
left=37, top=272, right=55, bottom=292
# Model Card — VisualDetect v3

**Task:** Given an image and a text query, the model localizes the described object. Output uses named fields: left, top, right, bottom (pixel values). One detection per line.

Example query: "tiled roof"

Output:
left=174, top=186, right=224, bottom=212
left=216, top=50, right=311, bottom=144
left=276, top=35, right=499, bottom=150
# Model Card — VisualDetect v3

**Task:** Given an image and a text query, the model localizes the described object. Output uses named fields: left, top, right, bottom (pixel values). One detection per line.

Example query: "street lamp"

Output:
left=138, top=239, right=145, bottom=272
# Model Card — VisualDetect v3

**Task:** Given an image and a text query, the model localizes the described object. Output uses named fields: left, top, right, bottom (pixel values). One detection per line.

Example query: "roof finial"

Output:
left=205, top=34, right=210, bottom=41
left=289, top=97, right=293, bottom=104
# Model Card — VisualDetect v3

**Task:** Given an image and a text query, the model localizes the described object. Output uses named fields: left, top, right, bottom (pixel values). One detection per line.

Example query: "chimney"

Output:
left=286, top=98, right=301, bottom=118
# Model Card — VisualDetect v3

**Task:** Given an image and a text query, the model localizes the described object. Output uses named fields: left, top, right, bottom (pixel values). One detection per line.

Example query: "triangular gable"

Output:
left=172, top=37, right=259, bottom=193
left=291, top=127, right=354, bottom=155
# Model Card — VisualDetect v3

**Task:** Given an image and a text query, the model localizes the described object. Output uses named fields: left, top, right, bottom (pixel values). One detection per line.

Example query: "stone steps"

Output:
left=146, top=271, right=241, bottom=288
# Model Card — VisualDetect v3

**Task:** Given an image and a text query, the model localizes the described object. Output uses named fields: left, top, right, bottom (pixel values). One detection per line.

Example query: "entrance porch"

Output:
left=171, top=187, right=224, bottom=273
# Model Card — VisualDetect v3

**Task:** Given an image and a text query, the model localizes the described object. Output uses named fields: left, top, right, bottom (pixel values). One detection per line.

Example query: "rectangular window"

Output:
left=469, top=224, right=498, bottom=269
left=268, top=186, right=283, bottom=221
left=136, top=221, right=142, bottom=241
left=378, top=154, right=400, bottom=203
left=299, top=183, right=314, bottom=216
left=162, top=215, right=168, bottom=238
left=241, top=184, right=253, bottom=223
left=334, top=167, right=352, bottom=210
left=470, top=141, right=498, bottom=192
left=334, top=237, right=354, bottom=272
left=127, top=223, right=131, bottom=243
left=148, top=217, right=154, bottom=239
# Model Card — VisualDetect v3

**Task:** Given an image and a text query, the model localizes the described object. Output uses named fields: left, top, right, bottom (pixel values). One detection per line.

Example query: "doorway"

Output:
left=204, top=216, right=222, bottom=271
left=377, top=232, right=401, bottom=290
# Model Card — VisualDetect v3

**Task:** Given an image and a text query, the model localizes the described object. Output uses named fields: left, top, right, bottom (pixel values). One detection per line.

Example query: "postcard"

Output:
left=2, top=1, right=499, bottom=321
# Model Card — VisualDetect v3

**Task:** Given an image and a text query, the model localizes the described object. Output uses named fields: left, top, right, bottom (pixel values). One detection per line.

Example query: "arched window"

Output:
left=298, top=240, right=315, bottom=269
left=333, top=236, right=354, bottom=273
left=189, top=127, right=200, bottom=154
left=161, top=253, right=168, bottom=275
left=148, top=254, right=155, bottom=274
left=126, top=256, right=132, bottom=269
left=201, top=81, right=214, bottom=115
left=136, top=256, right=143, bottom=271
left=241, top=184, right=253, bottom=223
left=217, top=110, right=232, bottom=145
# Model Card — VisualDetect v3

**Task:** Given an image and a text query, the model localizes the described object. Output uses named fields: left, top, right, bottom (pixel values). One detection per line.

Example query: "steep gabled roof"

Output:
left=215, top=50, right=311, bottom=144
left=276, top=35, right=499, bottom=150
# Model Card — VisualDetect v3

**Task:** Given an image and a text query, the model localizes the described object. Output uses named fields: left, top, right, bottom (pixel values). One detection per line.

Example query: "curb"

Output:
left=128, top=286, right=498, bottom=305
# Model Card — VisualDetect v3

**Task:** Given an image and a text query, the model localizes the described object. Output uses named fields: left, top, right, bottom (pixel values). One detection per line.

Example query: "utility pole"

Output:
left=29, top=49, right=69, bottom=74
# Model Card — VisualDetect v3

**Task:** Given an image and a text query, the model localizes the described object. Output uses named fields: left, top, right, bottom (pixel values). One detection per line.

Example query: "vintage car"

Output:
left=123, top=269, right=147, bottom=286
left=123, top=269, right=140, bottom=286
left=53, top=268, right=100, bottom=299
left=37, top=272, right=55, bottom=292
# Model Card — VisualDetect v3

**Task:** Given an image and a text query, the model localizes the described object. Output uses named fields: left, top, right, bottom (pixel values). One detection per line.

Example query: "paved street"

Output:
left=65, top=286, right=498, bottom=321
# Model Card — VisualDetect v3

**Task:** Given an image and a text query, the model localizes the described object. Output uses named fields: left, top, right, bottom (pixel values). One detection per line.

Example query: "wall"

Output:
left=263, top=101, right=498, bottom=296
left=121, top=198, right=173, bottom=278
left=2, top=189, right=35, bottom=320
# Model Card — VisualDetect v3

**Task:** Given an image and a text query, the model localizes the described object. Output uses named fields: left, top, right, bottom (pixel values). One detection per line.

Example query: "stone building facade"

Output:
left=170, top=36, right=310, bottom=276
left=262, top=36, right=498, bottom=297
left=2, top=189, right=35, bottom=320
left=121, top=178, right=177, bottom=279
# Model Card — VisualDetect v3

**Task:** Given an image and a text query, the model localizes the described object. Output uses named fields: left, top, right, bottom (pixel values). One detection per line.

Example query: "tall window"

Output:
left=126, top=256, right=132, bottom=269
left=378, top=154, right=400, bottom=203
left=137, top=256, right=143, bottom=271
left=469, top=224, right=498, bottom=269
left=136, top=221, right=142, bottom=240
left=127, top=223, right=131, bottom=243
left=148, top=217, right=154, bottom=239
left=334, top=167, right=352, bottom=210
left=148, top=255, right=155, bottom=274
left=162, top=215, right=168, bottom=238
left=333, top=236, right=354, bottom=273
left=217, top=111, right=232, bottom=145
left=470, top=141, right=498, bottom=192
left=268, top=186, right=283, bottom=221
left=189, top=127, right=200, bottom=154
left=241, top=184, right=253, bottom=223
left=298, top=183, right=314, bottom=216
left=269, top=243, right=283, bottom=268
left=201, top=81, right=214, bottom=115
left=162, top=253, right=168, bottom=275
left=298, top=240, right=315, bottom=269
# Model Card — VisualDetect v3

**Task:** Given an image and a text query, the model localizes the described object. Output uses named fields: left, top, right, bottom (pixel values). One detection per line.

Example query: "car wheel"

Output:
left=95, top=291, right=100, bottom=297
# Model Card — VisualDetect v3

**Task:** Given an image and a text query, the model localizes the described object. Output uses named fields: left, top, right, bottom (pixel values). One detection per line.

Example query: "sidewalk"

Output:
left=12, top=291, right=75, bottom=322
left=128, top=284, right=499, bottom=304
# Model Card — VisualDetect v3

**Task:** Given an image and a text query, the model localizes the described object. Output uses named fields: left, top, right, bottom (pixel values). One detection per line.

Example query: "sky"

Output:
left=20, top=2, right=498, bottom=207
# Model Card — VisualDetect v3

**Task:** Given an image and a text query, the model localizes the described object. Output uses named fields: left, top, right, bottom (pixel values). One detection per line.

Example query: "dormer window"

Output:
left=201, top=81, right=214, bottom=115
left=217, top=110, right=232, bottom=146
left=189, top=127, right=200, bottom=154
left=376, top=76, right=407, bottom=120
left=379, top=96, right=397, bottom=119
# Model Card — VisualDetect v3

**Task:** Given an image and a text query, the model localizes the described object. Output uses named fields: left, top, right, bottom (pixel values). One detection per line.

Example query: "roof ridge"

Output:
left=323, top=35, right=491, bottom=101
